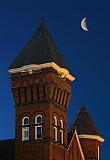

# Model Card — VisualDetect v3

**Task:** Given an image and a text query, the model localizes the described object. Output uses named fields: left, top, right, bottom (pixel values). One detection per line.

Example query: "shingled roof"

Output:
left=0, top=139, right=15, bottom=160
left=73, top=106, right=102, bottom=136
left=9, top=19, right=68, bottom=70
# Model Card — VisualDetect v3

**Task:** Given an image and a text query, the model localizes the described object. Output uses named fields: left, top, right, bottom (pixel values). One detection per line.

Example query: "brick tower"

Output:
left=9, top=20, right=75, bottom=160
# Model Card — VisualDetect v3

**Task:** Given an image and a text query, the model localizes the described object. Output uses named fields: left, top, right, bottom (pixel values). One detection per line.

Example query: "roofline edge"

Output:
left=78, top=134, right=104, bottom=142
left=8, top=62, right=75, bottom=81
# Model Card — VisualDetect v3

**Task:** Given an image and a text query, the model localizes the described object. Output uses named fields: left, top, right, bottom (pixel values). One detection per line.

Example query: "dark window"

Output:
left=22, top=117, right=30, bottom=141
left=36, top=126, right=42, bottom=139
left=36, top=115, right=42, bottom=124
left=24, top=117, right=29, bottom=125
left=24, top=130, right=29, bottom=138
left=35, top=115, right=43, bottom=140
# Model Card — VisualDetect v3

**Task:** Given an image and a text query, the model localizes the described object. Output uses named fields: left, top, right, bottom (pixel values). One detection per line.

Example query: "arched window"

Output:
left=22, top=117, right=29, bottom=141
left=54, top=116, right=57, bottom=141
left=54, top=116, right=57, bottom=126
left=35, top=115, right=43, bottom=140
left=60, top=120, right=63, bottom=129
left=60, top=120, right=64, bottom=144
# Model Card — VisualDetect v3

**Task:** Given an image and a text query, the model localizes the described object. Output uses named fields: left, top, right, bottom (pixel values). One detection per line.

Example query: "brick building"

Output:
left=0, top=20, right=104, bottom=160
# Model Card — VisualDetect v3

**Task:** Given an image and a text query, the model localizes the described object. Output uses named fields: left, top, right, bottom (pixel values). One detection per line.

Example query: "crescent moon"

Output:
left=81, top=17, right=88, bottom=31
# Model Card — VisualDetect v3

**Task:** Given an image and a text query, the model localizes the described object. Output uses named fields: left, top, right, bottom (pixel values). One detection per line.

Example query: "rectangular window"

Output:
left=35, top=126, right=42, bottom=140
left=60, top=130, right=63, bottom=144
left=22, top=127, right=29, bottom=141
left=24, top=130, right=29, bottom=138
left=54, top=127, right=57, bottom=141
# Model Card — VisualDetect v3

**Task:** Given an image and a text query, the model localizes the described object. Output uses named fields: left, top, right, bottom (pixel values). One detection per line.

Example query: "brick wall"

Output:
left=11, top=67, right=72, bottom=160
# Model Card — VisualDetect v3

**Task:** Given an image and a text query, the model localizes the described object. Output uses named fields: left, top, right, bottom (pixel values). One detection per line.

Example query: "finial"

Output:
left=82, top=100, right=86, bottom=107
left=40, top=17, right=45, bottom=28
left=80, top=100, right=88, bottom=112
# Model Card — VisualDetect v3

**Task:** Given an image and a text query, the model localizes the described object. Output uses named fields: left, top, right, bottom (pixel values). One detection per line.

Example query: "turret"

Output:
left=73, top=105, right=104, bottom=160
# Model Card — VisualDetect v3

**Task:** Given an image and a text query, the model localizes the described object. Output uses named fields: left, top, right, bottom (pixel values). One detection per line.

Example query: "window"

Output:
left=36, top=115, right=42, bottom=124
left=36, top=126, right=42, bottom=139
left=54, top=116, right=57, bottom=141
left=22, top=117, right=29, bottom=141
left=23, top=117, right=29, bottom=125
left=60, top=120, right=64, bottom=144
left=60, top=120, right=63, bottom=129
left=35, top=115, right=43, bottom=140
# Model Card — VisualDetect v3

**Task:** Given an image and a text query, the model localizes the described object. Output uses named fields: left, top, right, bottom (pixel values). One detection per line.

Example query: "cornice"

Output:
left=8, top=62, right=75, bottom=81
left=78, top=134, right=104, bottom=142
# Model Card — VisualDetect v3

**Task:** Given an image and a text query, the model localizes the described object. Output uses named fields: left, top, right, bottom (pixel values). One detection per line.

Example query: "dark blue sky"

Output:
left=0, top=0, right=110, bottom=159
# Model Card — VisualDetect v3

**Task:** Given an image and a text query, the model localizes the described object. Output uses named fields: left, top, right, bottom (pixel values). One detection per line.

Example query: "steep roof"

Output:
left=9, top=20, right=68, bottom=70
left=0, top=139, right=15, bottom=160
left=73, top=106, right=102, bottom=136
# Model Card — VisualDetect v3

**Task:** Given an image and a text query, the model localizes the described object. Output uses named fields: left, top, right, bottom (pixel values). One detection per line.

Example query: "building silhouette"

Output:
left=0, top=20, right=104, bottom=160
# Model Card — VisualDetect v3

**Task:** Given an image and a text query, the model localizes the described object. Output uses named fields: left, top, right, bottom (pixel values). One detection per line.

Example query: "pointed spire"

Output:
left=73, top=105, right=102, bottom=136
left=9, top=20, right=69, bottom=71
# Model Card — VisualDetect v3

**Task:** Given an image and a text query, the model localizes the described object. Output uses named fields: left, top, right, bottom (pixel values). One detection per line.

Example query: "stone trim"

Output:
left=68, top=129, right=85, bottom=160
left=8, top=62, right=75, bottom=81
left=78, top=134, right=104, bottom=142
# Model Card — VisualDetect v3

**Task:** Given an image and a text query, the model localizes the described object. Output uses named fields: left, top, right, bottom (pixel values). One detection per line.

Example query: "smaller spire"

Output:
left=73, top=104, right=102, bottom=136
